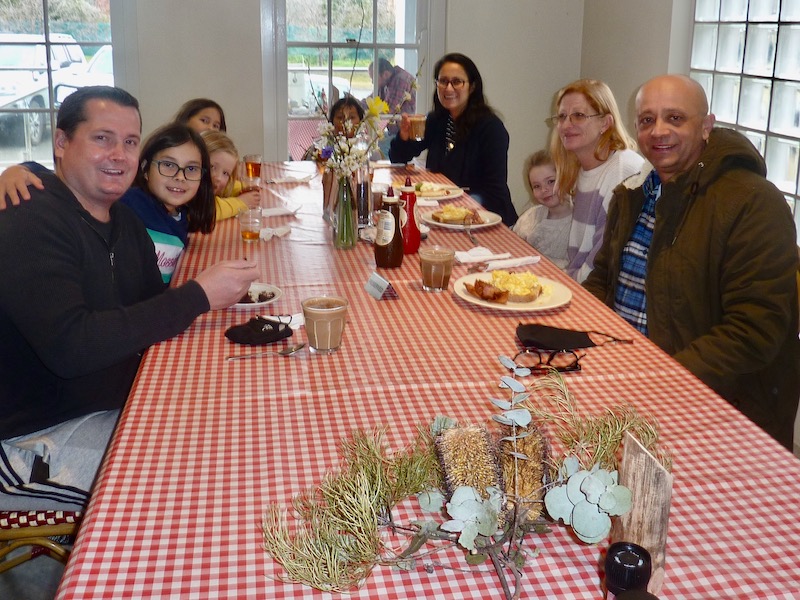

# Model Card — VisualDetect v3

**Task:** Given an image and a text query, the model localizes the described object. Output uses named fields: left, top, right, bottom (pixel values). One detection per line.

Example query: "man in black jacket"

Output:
left=0, top=86, right=257, bottom=508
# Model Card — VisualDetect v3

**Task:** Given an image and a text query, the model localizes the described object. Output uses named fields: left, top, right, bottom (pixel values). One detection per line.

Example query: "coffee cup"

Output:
left=408, top=115, right=426, bottom=141
left=302, top=296, right=349, bottom=353
left=418, top=246, right=454, bottom=292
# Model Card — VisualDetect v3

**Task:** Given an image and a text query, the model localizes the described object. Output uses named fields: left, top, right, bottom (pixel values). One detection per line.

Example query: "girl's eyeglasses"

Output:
left=154, top=159, right=205, bottom=181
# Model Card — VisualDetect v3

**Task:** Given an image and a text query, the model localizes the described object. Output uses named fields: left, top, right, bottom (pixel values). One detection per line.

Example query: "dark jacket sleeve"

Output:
left=0, top=185, right=209, bottom=379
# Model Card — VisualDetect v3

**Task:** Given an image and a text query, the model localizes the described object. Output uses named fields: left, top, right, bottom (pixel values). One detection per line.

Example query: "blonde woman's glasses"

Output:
left=545, top=112, right=603, bottom=126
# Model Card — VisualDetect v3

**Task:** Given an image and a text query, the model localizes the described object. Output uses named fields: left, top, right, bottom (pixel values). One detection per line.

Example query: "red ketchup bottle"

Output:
left=400, top=176, right=421, bottom=255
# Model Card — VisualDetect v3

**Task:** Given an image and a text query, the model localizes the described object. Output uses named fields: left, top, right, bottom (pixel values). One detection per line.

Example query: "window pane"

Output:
left=711, top=74, right=741, bottom=123
left=332, top=0, right=374, bottom=44
left=288, top=46, right=335, bottom=116
left=775, top=25, right=800, bottom=80
left=691, top=71, right=714, bottom=105
left=765, top=136, right=799, bottom=194
left=716, top=23, right=746, bottom=72
left=743, top=130, right=766, bottom=155
left=695, top=0, right=720, bottom=21
left=748, top=0, right=779, bottom=21
left=739, top=77, right=771, bottom=129
left=287, top=0, right=328, bottom=43
left=743, top=24, right=777, bottom=76
left=719, top=0, right=747, bottom=21
left=332, top=46, right=372, bottom=101
left=782, top=1, right=800, bottom=20
left=769, top=80, right=800, bottom=138
left=692, top=24, right=718, bottom=70
left=377, top=0, right=419, bottom=44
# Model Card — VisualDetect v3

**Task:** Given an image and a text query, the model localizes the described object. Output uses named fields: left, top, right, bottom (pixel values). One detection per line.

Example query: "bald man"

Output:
left=584, top=74, right=799, bottom=449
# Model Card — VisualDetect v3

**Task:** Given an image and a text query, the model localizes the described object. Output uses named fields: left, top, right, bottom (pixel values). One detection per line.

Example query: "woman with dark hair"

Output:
left=120, top=123, right=216, bottom=282
left=173, top=98, right=227, bottom=133
left=389, top=53, right=516, bottom=225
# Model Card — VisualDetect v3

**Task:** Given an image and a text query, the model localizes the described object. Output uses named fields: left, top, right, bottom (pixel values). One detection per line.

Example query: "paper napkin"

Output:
left=261, top=207, right=298, bottom=217
left=259, top=225, right=291, bottom=241
left=454, top=246, right=512, bottom=264
left=416, top=198, right=438, bottom=207
left=485, top=256, right=541, bottom=271
left=264, top=174, right=314, bottom=184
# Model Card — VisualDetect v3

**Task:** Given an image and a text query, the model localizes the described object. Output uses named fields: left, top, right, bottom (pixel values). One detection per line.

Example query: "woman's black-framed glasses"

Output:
left=512, top=349, right=584, bottom=374
left=435, top=77, right=467, bottom=90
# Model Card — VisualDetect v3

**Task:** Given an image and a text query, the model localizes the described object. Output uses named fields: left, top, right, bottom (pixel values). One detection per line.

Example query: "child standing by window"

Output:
left=512, top=150, right=572, bottom=269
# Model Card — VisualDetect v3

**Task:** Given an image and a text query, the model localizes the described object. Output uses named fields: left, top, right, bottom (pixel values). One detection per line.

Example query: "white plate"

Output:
left=392, top=182, right=463, bottom=202
left=453, top=273, right=572, bottom=312
left=421, top=210, right=502, bottom=230
left=232, top=283, right=283, bottom=309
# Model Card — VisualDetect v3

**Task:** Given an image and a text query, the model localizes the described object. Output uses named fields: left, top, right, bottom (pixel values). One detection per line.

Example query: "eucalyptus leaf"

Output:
left=498, top=355, right=517, bottom=370
left=499, top=375, right=526, bottom=393
left=417, top=489, right=445, bottom=513
left=579, top=473, right=606, bottom=504
left=503, top=408, right=532, bottom=427
left=598, top=490, right=617, bottom=514
left=458, top=521, right=479, bottom=551
left=511, top=392, right=531, bottom=405
left=563, top=455, right=580, bottom=477
left=492, top=415, right=513, bottom=426
left=465, top=552, right=488, bottom=565
left=566, top=470, right=591, bottom=505
left=604, top=485, right=632, bottom=516
left=430, top=415, right=458, bottom=436
left=592, top=468, right=614, bottom=488
left=571, top=499, right=611, bottom=541
left=440, top=519, right=465, bottom=533
left=395, top=558, right=416, bottom=571
left=543, top=484, right=572, bottom=524
left=506, top=451, right=529, bottom=460
left=514, top=366, right=532, bottom=377
left=490, top=397, right=513, bottom=411
left=449, top=486, right=482, bottom=505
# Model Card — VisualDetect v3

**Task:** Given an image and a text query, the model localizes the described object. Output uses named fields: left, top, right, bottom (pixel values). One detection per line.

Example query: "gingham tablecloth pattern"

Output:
left=56, top=163, right=800, bottom=599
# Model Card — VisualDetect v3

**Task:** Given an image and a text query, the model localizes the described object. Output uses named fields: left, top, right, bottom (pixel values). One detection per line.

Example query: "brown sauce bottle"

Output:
left=374, top=187, right=404, bottom=268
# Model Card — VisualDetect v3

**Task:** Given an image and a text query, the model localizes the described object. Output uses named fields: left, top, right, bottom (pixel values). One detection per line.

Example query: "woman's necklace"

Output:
left=445, top=115, right=456, bottom=154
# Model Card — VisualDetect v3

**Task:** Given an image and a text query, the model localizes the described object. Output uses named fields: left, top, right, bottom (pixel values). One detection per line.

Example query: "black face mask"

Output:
left=225, top=317, right=293, bottom=346
left=516, top=323, right=632, bottom=351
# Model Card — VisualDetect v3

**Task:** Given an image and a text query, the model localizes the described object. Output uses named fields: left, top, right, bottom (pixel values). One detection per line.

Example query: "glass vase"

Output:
left=334, top=175, right=357, bottom=249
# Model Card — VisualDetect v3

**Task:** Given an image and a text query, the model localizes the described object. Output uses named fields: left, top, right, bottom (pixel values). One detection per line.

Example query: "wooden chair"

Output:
left=0, top=510, right=81, bottom=573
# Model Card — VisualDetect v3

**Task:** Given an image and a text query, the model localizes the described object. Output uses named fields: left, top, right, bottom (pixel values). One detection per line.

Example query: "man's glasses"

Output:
left=545, top=112, right=603, bottom=126
left=511, top=349, right=584, bottom=374
left=435, top=77, right=467, bottom=90
left=154, top=160, right=205, bottom=181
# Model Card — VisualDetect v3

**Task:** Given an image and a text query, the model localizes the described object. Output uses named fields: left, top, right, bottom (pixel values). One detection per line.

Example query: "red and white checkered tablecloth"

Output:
left=56, top=162, right=800, bottom=600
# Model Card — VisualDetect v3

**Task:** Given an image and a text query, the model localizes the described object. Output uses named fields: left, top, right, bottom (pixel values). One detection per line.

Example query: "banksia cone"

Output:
left=500, top=426, right=546, bottom=521
left=435, top=425, right=502, bottom=498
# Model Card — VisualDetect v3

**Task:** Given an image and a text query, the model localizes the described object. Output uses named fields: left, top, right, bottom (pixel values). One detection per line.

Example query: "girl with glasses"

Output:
left=548, top=79, right=644, bottom=283
left=388, top=53, right=517, bottom=227
left=120, top=123, right=215, bottom=282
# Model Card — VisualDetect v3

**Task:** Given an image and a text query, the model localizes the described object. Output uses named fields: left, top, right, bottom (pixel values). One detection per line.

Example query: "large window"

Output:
left=0, top=0, right=113, bottom=172
left=690, top=0, right=800, bottom=243
left=285, top=0, right=428, bottom=160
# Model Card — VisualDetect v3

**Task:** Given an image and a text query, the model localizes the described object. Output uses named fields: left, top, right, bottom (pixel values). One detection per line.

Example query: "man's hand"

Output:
left=193, top=259, right=260, bottom=310
left=0, top=165, right=43, bottom=209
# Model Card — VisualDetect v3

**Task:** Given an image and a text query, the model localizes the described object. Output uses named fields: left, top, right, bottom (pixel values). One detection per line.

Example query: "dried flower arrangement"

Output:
left=262, top=360, right=668, bottom=599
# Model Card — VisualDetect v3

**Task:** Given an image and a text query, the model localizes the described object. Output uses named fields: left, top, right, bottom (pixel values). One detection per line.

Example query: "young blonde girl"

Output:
left=200, top=130, right=260, bottom=220
left=512, top=150, right=572, bottom=269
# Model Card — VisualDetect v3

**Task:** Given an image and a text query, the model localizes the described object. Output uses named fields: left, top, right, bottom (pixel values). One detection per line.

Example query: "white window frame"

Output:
left=262, top=0, right=444, bottom=161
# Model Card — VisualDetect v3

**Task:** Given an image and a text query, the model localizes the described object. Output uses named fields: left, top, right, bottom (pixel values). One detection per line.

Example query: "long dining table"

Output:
left=56, top=161, right=800, bottom=599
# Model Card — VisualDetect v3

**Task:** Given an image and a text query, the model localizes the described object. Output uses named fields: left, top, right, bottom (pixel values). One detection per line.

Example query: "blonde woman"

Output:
left=548, top=79, right=644, bottom=282
left=200, top=130, right=260, bottom=220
